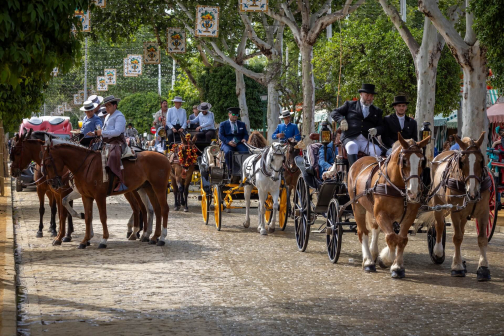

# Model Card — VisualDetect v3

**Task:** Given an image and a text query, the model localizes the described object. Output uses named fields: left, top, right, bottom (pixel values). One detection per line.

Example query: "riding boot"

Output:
left=347, top=154, right=358, bottom=169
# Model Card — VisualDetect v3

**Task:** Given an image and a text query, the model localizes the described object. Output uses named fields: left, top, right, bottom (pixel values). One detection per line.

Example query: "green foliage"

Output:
left=198, top=65, right=267, bottom=128
left=118, top=92, right=168, bottom=134
left=168, top=74, right=201, bottom=109
left=471, top=0, right=504, bottom=91
left=0, top=0, right=91, bottom=132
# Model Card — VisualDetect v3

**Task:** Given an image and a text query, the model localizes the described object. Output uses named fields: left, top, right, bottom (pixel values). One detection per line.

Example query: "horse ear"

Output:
left=14, top=133, right=19, bottom=142
left=475, top=131, right=486, bottom=148
left=454, top=134, right=468, bottom=150
left=398, top=132, right=409, bottom=149
left=417, top=136, right=431, bottom=148
left=44, top=134, right=51, bottom=148
left=22, top=127, right=28, bottom=137
left=27, top=128, right=33, bottom=139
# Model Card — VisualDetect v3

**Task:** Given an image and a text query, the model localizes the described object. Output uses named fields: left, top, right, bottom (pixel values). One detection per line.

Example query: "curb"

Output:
left=0, top=177, right=16, bottom=336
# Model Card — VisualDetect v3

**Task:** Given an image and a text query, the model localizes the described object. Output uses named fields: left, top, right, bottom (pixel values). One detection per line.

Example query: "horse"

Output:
left=10, top=129, right=74, bottom=241
left=169, top=133, right=197, bottom=212
left=420, top=132, right=491, bottom=281
left=248, top=131, right=268, bottom=148
left=41, top=135, right=171, bottom=248
left=283, top=138, right=301, bottom=215
left=242, top=142, right=287, bottom=235
left=347, top=133, right=430, bottom=278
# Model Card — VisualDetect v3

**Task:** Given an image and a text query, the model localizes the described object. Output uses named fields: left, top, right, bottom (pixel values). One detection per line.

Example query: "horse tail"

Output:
left=416, top=211, right=436, bottom=228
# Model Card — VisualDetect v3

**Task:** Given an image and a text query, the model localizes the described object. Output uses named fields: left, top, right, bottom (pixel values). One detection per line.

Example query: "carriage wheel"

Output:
left=213, top=186, right=222, bottom=231
left=294, top=176, right=311, bottom=252
left=427, top=220, right=446, bottom=264
left=326, top=199, right=343, bottom=264
left=200, top=180, right=210, bottom=225
left=475, top=172, right=498, bottom=242
left=278, top=187, right=289, bottom=231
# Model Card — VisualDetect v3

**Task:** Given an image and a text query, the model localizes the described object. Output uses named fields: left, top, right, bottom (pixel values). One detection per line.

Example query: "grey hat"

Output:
left=103, top=95, right=121, bottom=104
left=279, top=109, right=294, bottom=119
left=88, top=94, right=104, bottom=105
left=197, top=102, right=212, bottom=111
left=80, top=100, right=98, bottom=111
left=97, top=106, right=107, bottom=117
left=171, top=96, right=185, bottom=103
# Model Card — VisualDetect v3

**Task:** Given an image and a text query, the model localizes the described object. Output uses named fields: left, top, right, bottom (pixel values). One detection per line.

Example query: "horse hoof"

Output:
left=268, top=227, right=275, bottom=233
left=51, top=231, right=57, bottom=237
left=149, top=239, right=158, bottom=245
left=78, top=243, right=87, bottom=249
left=463, top=260, right=467, bottom=273
left=52, top=240, right=62, bottom=246
left=98, top=244, right=107, bottom=249
left=174, top=206, right=180, bottom=211
left=183, top=208, right=188, bottom=212
left=62, top=236, right=72, bottom=242
left=126, top=231, right=132, bottom=239
left=391, top=268, right=405, bottom=279
left=243, top=221, right=250, bottom=228
left=80, top=213, right=85, bottom=219
left=477, top=266, right=491, bottom=282
left=136, top=232, right=141, bottom=239
left=36, top=231, right=43, bottom=238
left=87, top=241, right=91, bottom=246
left=377, top=257, right=388, bottom=269
left=451, top=269, right=466, bottom=277
left=141, top=237, right=150, bottom=243
left=260, top=229, right=268, bottom=235
left=364, top=265, right=376, bottom=273
left=431, top=254, right=445, bottom=264
left=156, top=241, right=166, bottom=246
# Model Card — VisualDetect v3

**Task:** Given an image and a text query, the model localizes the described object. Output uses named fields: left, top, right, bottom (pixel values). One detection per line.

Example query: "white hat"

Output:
left=88, top=94, right=104, bottom=105
left=172, top=96, right=185, bottom=103
left=80, top=100, right=98, bottom=112
left=279, top=109, right=294, bottom=119
left=97, top=106, right=107, bottom=117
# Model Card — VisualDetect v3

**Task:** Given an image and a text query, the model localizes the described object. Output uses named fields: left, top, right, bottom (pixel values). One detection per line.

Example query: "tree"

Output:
left=266, top=0, right=365, bottom=141
left=419, top=0, right=488, bottom=148
left=119, top=92, right=168, bottom=134
left=0, top=0, right=91, bottom=132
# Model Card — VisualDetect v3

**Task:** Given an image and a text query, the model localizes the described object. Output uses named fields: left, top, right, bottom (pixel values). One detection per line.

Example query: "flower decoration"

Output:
left=201, top=11, right=215, bottom=20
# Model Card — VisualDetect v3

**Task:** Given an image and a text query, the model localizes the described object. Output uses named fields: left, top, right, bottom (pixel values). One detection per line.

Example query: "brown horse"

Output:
left=41, top=135, right=171, bottom=248
left=169, top=134, right=197, bottom=212
left=421, top=133, right=491, bottom=281
left=283, top=138, right=301, bottom=215
left=348, top=133, right=430, bottom=278
left=10, top=130, right=74, bottom=241
left=247, top=131, right=268, bottom=148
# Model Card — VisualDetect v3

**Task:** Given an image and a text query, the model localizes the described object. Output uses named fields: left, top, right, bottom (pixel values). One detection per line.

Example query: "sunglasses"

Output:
left=230, top=113, right=239, bottom=116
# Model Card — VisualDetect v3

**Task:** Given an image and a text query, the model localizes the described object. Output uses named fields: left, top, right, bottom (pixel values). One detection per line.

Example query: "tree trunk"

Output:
left=235, top=70, right=251, bottom=130
left=461, top=43, right=488, bottom=150
left=300, top=44, right=315, bottom=141
left=267, top=80, right=280, bottom=144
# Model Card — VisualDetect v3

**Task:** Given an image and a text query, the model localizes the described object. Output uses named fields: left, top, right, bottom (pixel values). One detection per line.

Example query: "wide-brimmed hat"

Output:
left=88, top=94, right=104, bottom=105
left=80, top=100, right=98, bottom=112
left=391, top=95, right=409, bottom=107
left=197, top=102, right=212, bottom=111
left=172, top=96, right=185, bottom=103
left=97, top=106, right=107, bottom=117
left=103, top=95, right=121, bottom=104
left=279, top=109, right=294, bottom=119
left=358, top=83, right=378, bottom=95
left=227, top=107, right=240, bottom=115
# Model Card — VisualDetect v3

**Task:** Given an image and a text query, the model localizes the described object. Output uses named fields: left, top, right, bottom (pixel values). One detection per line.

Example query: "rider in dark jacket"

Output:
left=382, top=95, right=417, bottom=155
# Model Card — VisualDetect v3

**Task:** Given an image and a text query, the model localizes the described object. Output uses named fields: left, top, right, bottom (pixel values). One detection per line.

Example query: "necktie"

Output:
left=362, top=105, right=369, bottom=118
left=232, top=122, right=237, bottom=134
left=176, top=109, right=180, bottom=124
left=399, top=118, right=404, bottom=129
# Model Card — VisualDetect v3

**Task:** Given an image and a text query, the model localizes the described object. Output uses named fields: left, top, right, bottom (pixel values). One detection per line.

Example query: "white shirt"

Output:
left=360, top=100, right=370, bottom=118
left=102, top=109, right=126, bottom=138
left=190, top=111, right=215, bottom=130
left=166, top=107, right=187, bottom=129
left=229, top=119, right=238, bottom=133
left=397, top=114, right=405, bottom=129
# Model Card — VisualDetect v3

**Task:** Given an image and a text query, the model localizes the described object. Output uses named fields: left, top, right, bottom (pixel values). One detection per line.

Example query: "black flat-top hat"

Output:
left=358, top=83, right=378, bottom=94
left=227, top=107, right=240, bottom=115
left=391, top=95, right=410, bottom=107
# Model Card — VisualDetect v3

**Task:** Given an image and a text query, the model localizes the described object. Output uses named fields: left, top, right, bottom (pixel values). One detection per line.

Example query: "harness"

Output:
left=243, top=144, right=285, bottom=185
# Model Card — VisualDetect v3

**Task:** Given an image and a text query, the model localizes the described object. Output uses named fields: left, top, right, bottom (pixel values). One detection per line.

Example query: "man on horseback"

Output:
left=272, top=109, right=301, bottom=143
left=165, top=96, right=187, bottom=145
left=382, top=95, right=417, bottom=155
left=81, top=98, right=103, bottom=147
left=330, top=83, right=384, bottom=168
left=93, top=95, right=128, bottom=192
left=219, top=107, right=249, bottom=173
left=187, top=102, right=216, bottom=143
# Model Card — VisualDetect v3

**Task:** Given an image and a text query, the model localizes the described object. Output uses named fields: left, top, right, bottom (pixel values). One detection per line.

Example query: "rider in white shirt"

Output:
left=165, top=96, right=186, bottom=145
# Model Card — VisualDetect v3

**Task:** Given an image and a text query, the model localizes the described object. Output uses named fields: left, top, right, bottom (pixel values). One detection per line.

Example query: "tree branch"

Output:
left=310, top=0, right=332, bottom=26
left=196, top=43, right=212, bottom=67
left=240, top=12, right=274, bottom=54
left=242, top=51, right=263, bottom=61
left=267, top=5, right=300, bottom=43
left=464, top=0, right=477, bottom=45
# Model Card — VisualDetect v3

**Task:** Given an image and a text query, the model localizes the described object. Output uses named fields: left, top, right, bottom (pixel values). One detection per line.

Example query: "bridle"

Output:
left=260, top=144, right=286, bottom=182
left=283, top=142, right=300, bottom=174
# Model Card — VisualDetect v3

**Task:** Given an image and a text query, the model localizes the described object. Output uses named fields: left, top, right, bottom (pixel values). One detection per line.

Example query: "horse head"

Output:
left=41, top=135, right=64, bottom=189
left=10, top=128, right=34, bottom=177
left=395, top=133, right=430, bottom=202
left=285, top=138, right=299, bottom=172
left=248, top=131, right=267, bottom=149
left=266, top=142, right=287, bottom=182
left=454, top=132, right=486, bottom=200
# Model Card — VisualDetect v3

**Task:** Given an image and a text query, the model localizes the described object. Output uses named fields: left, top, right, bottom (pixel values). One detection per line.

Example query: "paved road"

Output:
left=12, top=187, right=504, bottom=335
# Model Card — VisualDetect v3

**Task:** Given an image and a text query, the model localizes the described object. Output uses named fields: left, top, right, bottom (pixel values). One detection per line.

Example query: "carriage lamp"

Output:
left=420, top=122, right=432, bottom=144
left=320, top=121, right=332, bottom=145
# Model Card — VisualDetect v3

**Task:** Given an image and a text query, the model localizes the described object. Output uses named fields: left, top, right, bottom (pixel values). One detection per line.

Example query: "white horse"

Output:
left=242, top=142, right=287, bottom=235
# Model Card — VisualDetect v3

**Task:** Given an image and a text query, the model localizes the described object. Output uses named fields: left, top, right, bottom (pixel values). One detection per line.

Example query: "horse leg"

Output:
left=369, top=216, right=380, bottom=263
left=268, top=186, right=281, bottom=233
left=243, top=185, right=252, bottom=228
left=52, top=195, right=66, bottom=246
left=152, top=184, right=169, bottom=246
left=48, top=192, right=58, bottom=236
left=450, top=212, right=466, bottom=276
left=124, top=192, right=140, bottom=241
left=95, top=196, right=109, bottom=248
left=390, top=221, right=410, bottom=279
left=62, top=200, right=74, bottom=242
left=355, top=206, right=375, bottom=272
left=183, top=177, right=191, bottom=212
left=257, top=190, right=268, bottom=235
left=475, top=209, right=491, bottom=281
left=126, top=212, right=134, bottom=239
left=78, top=196, right=94, bottom=249
left=172, top=178, right=180, bottom=211
left=377, top=213, right=396, bottom=270
left=144, top=186, right=162, bottom=245
left=36, top=185, right=45, bottom=237
left=138, top=188, right=154, bottom=242
left=62, top=188, right=82, bottom=218
left=134, top=190, right=147, bottom=238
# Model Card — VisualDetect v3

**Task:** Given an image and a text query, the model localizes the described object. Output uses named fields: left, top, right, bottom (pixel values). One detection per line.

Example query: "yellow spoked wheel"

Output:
left=264, top=194, right=273, bottom=224
left=263, top=187, right=289, bottom=231
left=201, top=180, right=210, bottom=225
left=192, top=171, right=201, bottom=185
left=213, top=185, right=222, bottom=231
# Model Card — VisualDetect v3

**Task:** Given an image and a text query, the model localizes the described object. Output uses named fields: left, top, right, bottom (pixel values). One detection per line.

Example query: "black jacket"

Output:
left=382, top=114, right=418, bottom=148
left=330, top=100, right=384, bottom=144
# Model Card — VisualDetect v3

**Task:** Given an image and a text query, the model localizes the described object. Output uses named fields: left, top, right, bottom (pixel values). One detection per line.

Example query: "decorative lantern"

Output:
left=420, top=121, right=431, bottom=143
left=320, top=121, right=332, bottom=145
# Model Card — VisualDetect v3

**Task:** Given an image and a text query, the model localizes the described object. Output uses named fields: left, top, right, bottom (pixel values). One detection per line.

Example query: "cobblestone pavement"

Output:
left=12, top=187, right=504, bottom=336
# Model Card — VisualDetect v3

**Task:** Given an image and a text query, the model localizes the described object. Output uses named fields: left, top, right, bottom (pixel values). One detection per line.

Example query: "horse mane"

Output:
left=248, top=131, right=267, bottom=148
left=50, top=137, right=89, bottom=149
left=30, top=131, right=58, bottom=141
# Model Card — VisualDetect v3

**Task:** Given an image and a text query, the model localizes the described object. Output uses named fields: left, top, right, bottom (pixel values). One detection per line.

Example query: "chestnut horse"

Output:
left=421, top=133, right=491, bottom=281
left=283, top=138, right=300, bottom=215
left=10, top=130, right=74, bottom=241
left=348, top=134, right=430, bottom=278
left=41, top=135, right=170, bottom=248
left=169, top=134, right=197, bottom=212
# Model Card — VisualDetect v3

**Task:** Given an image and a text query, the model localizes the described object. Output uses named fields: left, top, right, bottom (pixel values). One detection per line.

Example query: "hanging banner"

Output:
left=51, top=67, right=59, bottom=76
left=93, top=0, right=106, bottom=8
left=79, top=90, right=85, bottom=102
left=127, top=54, right=143, bottom=76
left=167, top=28, right=186, bottom=53
left=239, top=0, right=268, bottom=12
left=104, top=68, right=116, bottom=85
left=195, top=6, right=219, bottom=37
left=143, top=42, right=161, bottom=64
left=123, top=58, right=136, bottom=77
left=74, top=10, right=91, bottom=32
left=57, top=105, right=64, bottom=115
left=97, top=76, right=108, bottom=91
left=63, top=102, right=72, bottom=112
left=73, top=94, right=81, bottom=105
